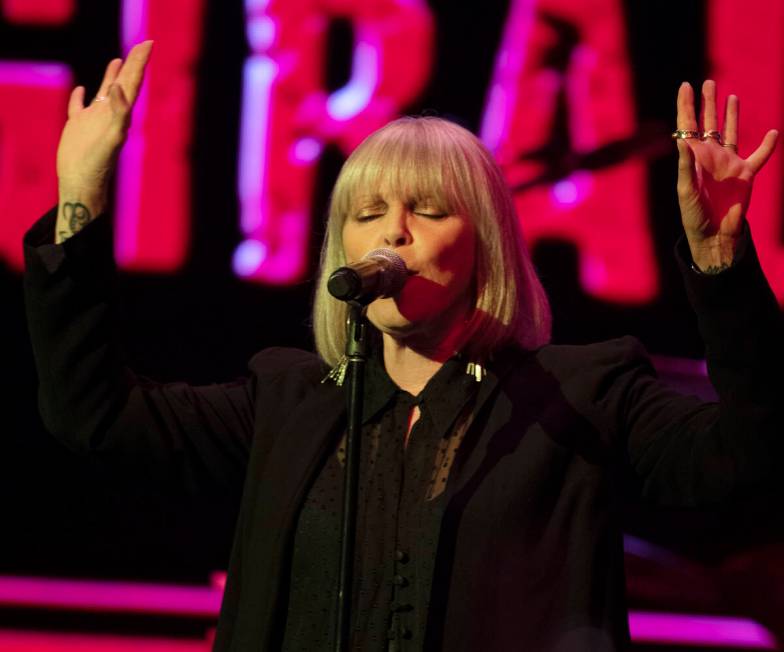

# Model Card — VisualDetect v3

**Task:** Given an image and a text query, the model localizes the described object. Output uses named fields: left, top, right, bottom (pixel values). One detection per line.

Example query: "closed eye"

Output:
left=415, top=211, right=449, bottom=219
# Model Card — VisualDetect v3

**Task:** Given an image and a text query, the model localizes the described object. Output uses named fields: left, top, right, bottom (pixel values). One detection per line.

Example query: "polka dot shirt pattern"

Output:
left=282, top=352, right=478, bottom=651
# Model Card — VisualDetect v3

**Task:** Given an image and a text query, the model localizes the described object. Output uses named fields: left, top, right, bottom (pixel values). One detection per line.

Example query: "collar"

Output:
left=362, top=349, right=478, bottom=432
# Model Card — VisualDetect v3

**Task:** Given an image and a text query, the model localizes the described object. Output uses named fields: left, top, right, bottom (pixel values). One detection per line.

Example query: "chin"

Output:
left=367, top=295, right=462, bottom=343
left=366, top=298, right=416, bottom=335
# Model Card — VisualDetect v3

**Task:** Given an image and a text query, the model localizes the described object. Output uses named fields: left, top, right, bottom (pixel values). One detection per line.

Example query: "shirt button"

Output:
left=393, top=574, right=409, bottom=587
left=395, top=550, right=410, bottom=563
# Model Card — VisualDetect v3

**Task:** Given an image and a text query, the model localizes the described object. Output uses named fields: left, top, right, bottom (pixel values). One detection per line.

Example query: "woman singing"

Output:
left=23, top=41, right=782, bottom=651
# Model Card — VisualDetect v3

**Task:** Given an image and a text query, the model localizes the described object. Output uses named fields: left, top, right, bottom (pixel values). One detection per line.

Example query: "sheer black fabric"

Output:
left=282, top=352, right=478, bottom=651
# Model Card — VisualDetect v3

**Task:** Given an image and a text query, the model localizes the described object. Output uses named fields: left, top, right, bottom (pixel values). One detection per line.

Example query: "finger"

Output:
left=96, top=58, right=123, bottom=98
left=723, top=94, right=739, bottom=148
left=67, top=86, right=85, bottom=119
left=746, top=129, right=779, bottom=173
left=114, top=40, right=153, bottom=106
left=702, top=79, right=718, bottom=133
left=676, top=81, right=698, bottom=131
left=676, top=139, right=698, bottom=195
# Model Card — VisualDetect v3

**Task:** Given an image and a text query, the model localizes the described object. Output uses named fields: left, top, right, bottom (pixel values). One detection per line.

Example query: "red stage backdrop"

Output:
left=2, top=0, right=782, bottom=302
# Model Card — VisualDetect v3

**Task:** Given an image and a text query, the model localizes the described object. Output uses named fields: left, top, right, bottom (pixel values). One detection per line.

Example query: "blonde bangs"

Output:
left=330, top=120, right=467, bottom=223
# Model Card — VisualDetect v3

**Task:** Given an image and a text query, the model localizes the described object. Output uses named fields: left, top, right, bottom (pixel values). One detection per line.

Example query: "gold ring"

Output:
left=671, top=130, right=700, bottom=139
left=701, top=130, right=722, bottom=142
left=723, top=143, right=738, bottom=151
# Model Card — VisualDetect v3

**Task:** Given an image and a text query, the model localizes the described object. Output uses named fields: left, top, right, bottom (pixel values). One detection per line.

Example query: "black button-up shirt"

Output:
left=281, top=351, right=478, bottom=651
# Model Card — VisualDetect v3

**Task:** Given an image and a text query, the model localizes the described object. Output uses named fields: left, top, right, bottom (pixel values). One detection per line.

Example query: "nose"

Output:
left=382, top=206, right=412, bottom=248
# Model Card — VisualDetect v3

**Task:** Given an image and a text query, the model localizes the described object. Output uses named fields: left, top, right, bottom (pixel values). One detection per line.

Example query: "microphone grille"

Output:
left=363, top=248, right=408, bottom=296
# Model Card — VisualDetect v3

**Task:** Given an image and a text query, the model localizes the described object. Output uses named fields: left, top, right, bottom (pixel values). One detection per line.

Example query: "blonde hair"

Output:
left=312, top=116, right=551, bottom=366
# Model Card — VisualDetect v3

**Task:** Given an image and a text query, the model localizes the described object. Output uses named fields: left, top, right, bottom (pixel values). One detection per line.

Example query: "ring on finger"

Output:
left=671, top=130, right=700, bottom=140
left=700, top=130, right=722, bottom=142
left=92, top=95, right=108, bottom=103
left=722, top=142, right=738, bottom=152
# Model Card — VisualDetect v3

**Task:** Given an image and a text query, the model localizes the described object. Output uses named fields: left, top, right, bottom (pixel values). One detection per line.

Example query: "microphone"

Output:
left=327, top=248, right=408, bottom=304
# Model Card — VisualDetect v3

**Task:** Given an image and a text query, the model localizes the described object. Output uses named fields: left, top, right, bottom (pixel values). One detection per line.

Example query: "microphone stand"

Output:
left=335, top=301, right=369, bottom=652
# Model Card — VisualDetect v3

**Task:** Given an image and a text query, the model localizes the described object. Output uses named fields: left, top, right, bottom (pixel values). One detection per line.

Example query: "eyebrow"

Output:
left=354, top=198, right=387, bottom=211
left=356, top=193, right=441, bottom=205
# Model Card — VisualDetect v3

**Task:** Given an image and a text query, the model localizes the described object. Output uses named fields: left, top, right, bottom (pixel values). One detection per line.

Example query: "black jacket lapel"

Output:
left=226, top=380, right=346, bottom=650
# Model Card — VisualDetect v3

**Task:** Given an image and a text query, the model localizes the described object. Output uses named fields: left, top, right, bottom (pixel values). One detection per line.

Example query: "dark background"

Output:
left=1, top=0, right=782, bottom=641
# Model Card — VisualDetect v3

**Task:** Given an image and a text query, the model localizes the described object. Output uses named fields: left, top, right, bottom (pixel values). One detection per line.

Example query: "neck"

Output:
left=381, top=315, right=469, bottom=395
left=380, top=338, right=446, bottom=396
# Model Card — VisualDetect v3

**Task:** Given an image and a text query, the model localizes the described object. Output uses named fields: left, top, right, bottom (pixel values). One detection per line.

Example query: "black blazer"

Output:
left=23, top=208, right=783, bottom=651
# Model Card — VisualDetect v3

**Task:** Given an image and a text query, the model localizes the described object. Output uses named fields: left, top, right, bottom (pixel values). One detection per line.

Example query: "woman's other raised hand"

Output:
left=55, top=41, right=153, bottom=244
left=674, top=80, right=778, bottom=273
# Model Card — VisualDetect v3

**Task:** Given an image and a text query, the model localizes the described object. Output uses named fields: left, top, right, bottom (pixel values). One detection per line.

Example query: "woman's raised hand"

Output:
left=675, top=80, right=778, bottom=273
left=55, top=41, right=153, bottom=244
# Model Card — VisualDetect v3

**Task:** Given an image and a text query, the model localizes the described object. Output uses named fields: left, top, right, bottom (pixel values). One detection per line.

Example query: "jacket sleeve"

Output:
left=623, top=224, right=784, bottom=506
left=23, top=208, right=255, bottom=497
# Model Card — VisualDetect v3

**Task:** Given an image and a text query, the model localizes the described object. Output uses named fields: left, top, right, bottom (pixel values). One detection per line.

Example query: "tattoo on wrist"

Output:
left=63, top=202, right=92, bottom=235
left=702, top=262, right=731, bottom=275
